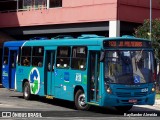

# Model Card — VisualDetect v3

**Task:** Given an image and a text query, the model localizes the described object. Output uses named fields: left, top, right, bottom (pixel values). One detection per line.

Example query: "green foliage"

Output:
left=134, top=19, right=160, bottom=60
left=156, top=94, right=160, bottom=99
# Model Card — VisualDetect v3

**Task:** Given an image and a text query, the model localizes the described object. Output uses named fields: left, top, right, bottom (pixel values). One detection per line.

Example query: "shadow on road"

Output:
left=9, top=94, right=160, bottom=116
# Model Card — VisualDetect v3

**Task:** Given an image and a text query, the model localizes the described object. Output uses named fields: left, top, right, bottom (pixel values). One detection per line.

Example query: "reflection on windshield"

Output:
left=105, top=50, right=154, bottom=84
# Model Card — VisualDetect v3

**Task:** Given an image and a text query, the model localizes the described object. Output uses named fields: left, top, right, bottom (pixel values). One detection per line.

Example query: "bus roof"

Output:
left=3, top=35, right=150, bottom=47
left=23, top=37, right=149, bottom=46
left=4, top=41, right=26, bottom=47
left=24, top=38, right=104, bottom=46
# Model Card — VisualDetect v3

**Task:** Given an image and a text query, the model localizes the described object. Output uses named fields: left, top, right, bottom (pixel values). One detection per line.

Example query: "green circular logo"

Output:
left=29, top=67, right=40, bottom=94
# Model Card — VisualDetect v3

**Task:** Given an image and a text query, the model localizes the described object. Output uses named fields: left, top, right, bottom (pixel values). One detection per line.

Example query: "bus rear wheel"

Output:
left=75, top=89, right=90, bottom=110
left=115, top=105, right=133, bottom=112
left=23, top=82, right=32, bottom=100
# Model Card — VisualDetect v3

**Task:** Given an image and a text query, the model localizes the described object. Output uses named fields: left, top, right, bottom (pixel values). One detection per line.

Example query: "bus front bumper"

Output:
left=101, top=93, right=156, bottom=107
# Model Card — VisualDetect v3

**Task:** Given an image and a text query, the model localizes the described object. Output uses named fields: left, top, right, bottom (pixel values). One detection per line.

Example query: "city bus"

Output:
left=1, top=34, right=156, bottom=112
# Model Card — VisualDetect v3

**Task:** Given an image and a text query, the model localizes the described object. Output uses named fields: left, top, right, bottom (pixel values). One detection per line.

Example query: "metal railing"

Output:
left=0, top=6, right=47, bottom=13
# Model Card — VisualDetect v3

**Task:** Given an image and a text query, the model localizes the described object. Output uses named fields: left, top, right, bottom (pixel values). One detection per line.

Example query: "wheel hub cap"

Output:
left=78, top=94, right=86, bottom=107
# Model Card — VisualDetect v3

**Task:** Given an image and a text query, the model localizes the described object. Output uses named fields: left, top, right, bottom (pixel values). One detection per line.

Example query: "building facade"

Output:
left=0, top=0, right=160, bottom=83
left=0, top=0, right=160, bottom=39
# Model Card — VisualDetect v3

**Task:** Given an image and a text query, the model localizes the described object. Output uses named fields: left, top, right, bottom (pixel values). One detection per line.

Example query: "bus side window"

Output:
left=20, top=47, right=31, bottom=66
left=23, top=57, right=30, bottom=66
left=3, top=47, right=9, bottom=65
left=3, top=59, right=7, bottom=64
left=71, top=46, right=87, bottom=70
left=56, top=46, right=71, bottom=69
left=32, top=47, right=44, bottom=67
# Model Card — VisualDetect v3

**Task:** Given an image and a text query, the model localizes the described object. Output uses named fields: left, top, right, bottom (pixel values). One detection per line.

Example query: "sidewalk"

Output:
left=155, top=99, right=160, bottom=105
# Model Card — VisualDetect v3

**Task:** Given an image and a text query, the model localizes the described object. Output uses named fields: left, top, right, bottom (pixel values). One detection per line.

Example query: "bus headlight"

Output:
left=106, top=87, right=112, bottom=94
left=105, top=83, right=112, bottom=94
left=151, top=82, right=156, bottom=92
left=105, top=85, right=112, bottom=94
left=151, top=87, right=155, bottom=92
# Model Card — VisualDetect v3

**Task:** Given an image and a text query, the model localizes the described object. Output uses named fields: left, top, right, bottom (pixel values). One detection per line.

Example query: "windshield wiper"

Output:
left=135, top=49, right=143, bottom=62
left=135, top=49, right=143, bottom=71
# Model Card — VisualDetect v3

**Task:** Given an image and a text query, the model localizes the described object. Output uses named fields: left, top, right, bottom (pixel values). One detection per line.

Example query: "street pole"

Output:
left=47, top=0, right=49, bottom=9
left=17, top=0, right=19, bottom=12
left=150, top=0, right=152, bottom=41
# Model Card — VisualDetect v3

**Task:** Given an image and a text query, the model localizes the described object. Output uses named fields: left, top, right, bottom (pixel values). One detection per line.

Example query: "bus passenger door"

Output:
left=45, top=51, right=55, bottom=96
left=89, top=51, right=100, bottom=103
left=9, top=50, right=17, bottom=89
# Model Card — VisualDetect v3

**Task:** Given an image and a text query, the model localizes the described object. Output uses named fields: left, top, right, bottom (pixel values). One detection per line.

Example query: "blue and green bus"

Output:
left=2, top=35, right=156, bottom=112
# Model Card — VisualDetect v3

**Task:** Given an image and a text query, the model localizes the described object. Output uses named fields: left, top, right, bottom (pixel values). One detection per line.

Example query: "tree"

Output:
left=134, top=19, right=160, bottom=92
left=134, top=19, right=160, bottom=60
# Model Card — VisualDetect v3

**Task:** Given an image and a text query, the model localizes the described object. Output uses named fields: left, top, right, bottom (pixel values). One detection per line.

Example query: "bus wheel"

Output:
left=23, top=82, right=32, bottom=100
left=115, top=106, right=133, bottom=112
left=75, top=89, right=90, bottom=110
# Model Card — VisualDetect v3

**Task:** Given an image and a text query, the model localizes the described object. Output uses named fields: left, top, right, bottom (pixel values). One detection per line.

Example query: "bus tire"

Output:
left=23, top=82, right=32, bottom=100
left=115, top=105, right=133, bottom=112
left=75, top=89, right=90, bottom=110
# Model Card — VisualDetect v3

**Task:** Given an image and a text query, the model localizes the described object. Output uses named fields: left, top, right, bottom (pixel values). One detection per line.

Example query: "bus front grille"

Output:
left=116, top=92, right=131, bottom=97
left=134, top=92, right=148, bottom=97
left=116, top=92, right=148, bottom=97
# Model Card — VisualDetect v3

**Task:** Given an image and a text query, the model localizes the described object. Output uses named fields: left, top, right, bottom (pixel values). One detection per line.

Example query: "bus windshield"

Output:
left=104, top=50, right=154, bottom=84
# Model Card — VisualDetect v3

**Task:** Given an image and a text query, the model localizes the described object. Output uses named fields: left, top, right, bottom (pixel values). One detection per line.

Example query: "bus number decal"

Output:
left=29, top=67, right=40, bottom=94
left=141, top=88, right=148, bottom=92
left=75, top=73, right=81, bottom=82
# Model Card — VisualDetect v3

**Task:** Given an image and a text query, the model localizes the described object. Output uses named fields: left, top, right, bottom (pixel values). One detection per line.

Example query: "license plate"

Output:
left=128, top=99, right=137, bottom=103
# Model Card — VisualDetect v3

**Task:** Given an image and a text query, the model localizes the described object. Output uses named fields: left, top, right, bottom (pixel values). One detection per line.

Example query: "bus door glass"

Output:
left=55, top=46, right=71, bottom=99
left=9, top=50, right=17, bottom=89
left=90, top=51, right=100, bottom=102
left=45, top=50, right=55, bottom=95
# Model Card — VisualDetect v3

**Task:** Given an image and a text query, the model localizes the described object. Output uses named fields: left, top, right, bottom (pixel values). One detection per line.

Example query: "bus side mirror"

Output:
left=100, top=51, right=105, bottom=62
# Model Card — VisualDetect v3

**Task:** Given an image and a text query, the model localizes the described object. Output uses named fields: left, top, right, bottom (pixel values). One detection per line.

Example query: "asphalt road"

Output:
left=0, top=88, right=160, bottom=120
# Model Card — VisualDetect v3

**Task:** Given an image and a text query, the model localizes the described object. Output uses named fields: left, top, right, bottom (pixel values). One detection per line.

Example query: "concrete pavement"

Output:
left=155, top=99, right=160, bottom=105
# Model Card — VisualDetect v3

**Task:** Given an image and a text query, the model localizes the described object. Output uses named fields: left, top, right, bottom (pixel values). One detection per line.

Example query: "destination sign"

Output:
left=103, top=40, right=151, bottom=48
